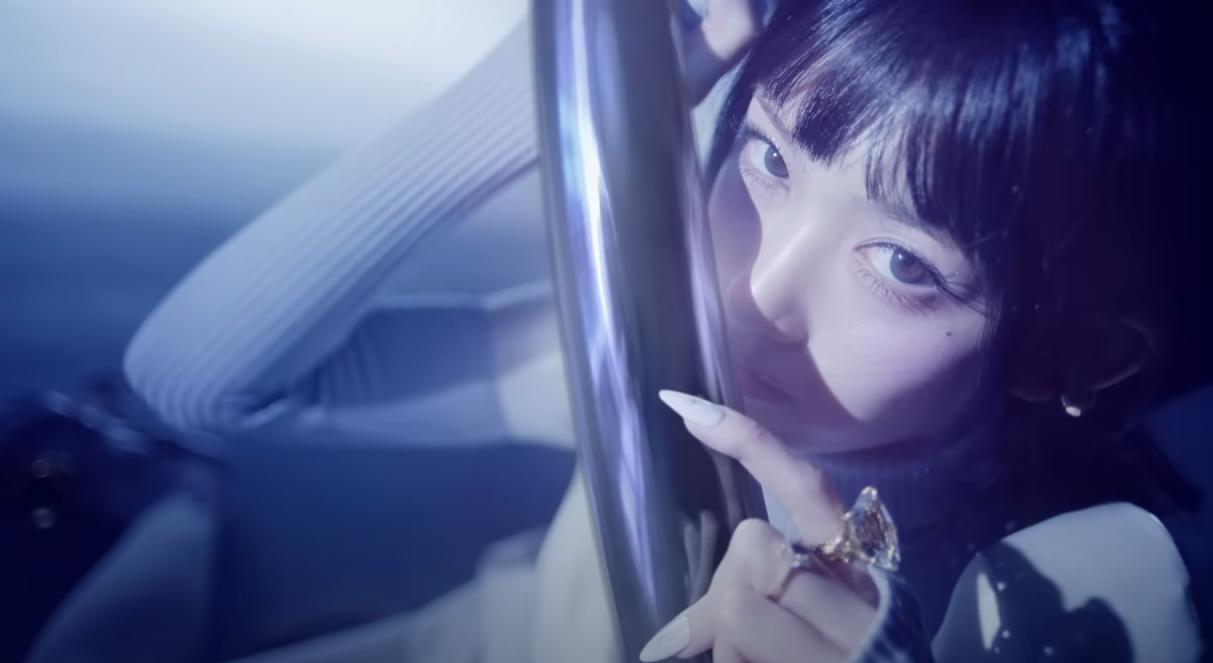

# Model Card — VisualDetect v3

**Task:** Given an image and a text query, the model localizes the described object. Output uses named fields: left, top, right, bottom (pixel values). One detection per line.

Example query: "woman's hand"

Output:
left=640, top=390, right=881, bottom=663
left=683, top=0, right=763, bottom=103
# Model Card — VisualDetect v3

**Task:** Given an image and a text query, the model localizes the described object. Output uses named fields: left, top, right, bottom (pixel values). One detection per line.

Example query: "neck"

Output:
left=765, top=415, right=1000, bottom=538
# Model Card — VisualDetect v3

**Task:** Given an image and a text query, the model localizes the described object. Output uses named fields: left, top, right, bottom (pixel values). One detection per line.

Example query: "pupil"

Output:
left=764, top=146, right=788, bottom=178
left=890, top=251, right=928, bottom=285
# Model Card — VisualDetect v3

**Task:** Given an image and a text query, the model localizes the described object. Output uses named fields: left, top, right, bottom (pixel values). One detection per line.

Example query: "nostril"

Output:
left=770, top=316, right=807, bottom=345
left=724, top=274, right=805, bottom=345
left=723, top=274, right=762, bottom=325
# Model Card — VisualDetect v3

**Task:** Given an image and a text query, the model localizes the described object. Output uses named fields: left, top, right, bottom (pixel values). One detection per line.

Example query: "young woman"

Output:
left=121, top=0, right=1206, bottom=661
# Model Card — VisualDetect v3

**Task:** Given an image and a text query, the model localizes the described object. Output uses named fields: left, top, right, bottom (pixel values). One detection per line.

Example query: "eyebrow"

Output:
left=751, top=93, right=944, bottom=240
left=753, top=95, right=801, bottom=151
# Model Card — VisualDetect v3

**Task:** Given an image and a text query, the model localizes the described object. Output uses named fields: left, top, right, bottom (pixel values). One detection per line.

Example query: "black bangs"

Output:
left=709, top=0, right=1171, bottom=313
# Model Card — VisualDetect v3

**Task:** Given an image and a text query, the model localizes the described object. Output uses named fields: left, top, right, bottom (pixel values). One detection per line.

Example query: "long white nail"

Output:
left=639, top=613, right=691, bottom=662
left=658, top=390, right=724, bottom=427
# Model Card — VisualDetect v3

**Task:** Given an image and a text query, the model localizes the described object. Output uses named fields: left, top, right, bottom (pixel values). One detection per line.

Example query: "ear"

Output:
left=1082, top=319, right=1156, bottom=391
left=1011, top=317, right=1156, bottom=403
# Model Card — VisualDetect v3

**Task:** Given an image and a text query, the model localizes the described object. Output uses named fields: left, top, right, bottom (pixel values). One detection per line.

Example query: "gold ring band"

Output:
left=772, top=540, right=817, bottom=601
left=801, top=487, right=901, bottom=572
left=772, top=487, right=900, bottom=601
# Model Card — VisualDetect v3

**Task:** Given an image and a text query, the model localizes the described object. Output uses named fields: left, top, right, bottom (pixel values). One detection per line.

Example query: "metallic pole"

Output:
left=531, top=0, right=767, bottom=660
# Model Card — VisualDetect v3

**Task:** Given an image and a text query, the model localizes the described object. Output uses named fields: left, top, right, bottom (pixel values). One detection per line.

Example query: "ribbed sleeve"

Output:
left=123, top=21, right=541, bottom=441
left=850, top=571, right=935, bottom=663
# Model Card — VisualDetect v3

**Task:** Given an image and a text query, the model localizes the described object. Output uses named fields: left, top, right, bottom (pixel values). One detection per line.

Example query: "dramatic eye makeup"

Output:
left=855, top=242, right=961, bottom=313
left=732, top=114, right=977, bottom=315
left=736, top=122, right=790, bottom=189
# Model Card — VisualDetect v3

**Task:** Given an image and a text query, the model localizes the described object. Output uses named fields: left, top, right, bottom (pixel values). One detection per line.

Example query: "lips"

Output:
left=737, top=365, right=796, bottom=405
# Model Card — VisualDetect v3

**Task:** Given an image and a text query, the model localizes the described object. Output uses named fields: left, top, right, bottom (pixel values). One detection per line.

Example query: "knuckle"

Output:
left=733, top=416, right=775, bottom=455
left=731, top=518, right=777, bottom=549
left=788, top=477, right=819, bottom=509
left=790, top=458, right=832, bottom=503
left=795, top=457, right=828, bottom=485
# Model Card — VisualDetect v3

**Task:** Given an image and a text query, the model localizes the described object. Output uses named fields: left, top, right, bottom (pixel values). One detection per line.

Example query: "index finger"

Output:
left=658, top=389, right=846, bottom=544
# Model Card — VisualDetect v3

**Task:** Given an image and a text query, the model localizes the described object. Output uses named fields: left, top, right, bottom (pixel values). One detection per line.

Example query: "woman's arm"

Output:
left=123, top=0, right=754, bottom=446
left=123, top=22, right=542, bottom=441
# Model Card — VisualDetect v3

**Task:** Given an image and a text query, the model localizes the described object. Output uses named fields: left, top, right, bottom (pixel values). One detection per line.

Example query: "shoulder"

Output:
left=934, top=502, right=1204, bottom=663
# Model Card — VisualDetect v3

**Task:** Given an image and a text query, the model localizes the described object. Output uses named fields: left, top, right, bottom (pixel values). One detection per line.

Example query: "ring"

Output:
left=785, top=486, right=900, bottom=577
left=773, top=487, right=899, bottom=600
left=772, top=540, right=818, bottom=600
left=783, top=540, right=817, bottom=571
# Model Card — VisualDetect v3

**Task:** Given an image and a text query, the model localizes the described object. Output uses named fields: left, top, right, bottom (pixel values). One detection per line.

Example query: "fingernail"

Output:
left=639, top=613, right=691, bottom=662
left=659, top=390, right=724, bottom=427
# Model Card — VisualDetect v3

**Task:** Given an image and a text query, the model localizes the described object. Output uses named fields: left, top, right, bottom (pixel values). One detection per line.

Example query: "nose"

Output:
left=723, top=270, right=807, bottom=346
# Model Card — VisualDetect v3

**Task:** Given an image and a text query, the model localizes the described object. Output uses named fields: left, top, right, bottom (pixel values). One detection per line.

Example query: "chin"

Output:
left=742, top=397, right=870, bottom=455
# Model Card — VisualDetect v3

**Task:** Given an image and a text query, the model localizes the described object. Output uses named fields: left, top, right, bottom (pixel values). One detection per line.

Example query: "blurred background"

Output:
left=0, top=2, right=580, bottom=662
left=0, top=0, right=536, bottom=397
left=2, top=1, right=1210, bottom=662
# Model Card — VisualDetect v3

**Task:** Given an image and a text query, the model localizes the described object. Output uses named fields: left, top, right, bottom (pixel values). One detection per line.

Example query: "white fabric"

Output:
left=1004, top=503, right=1202, bottom=662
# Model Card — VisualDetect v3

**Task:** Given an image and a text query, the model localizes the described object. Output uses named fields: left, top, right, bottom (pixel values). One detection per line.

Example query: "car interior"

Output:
left=1, top=1, right=1209, bottom=662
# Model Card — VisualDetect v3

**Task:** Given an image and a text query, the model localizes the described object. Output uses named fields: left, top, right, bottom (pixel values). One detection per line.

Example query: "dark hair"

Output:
left=709, top=0, right=1205, bottom=515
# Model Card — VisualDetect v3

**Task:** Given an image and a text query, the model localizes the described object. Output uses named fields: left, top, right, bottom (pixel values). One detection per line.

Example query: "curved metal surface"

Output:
left=531, top=0, right=767, bottom=659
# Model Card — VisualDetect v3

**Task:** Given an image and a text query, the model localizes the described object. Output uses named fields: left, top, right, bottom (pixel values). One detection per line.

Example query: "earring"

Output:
left=1061, top=391, right=1096, bottom=417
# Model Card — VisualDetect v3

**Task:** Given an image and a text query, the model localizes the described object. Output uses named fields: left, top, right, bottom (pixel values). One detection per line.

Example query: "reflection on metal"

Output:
left=531, top=0, right=767, bottom=659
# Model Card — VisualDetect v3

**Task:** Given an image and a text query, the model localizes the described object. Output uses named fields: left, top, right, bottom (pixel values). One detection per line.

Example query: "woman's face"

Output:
left=708, top=96, right=994, bottom=454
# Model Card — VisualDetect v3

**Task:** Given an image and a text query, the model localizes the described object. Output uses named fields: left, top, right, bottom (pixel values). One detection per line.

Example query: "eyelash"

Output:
left=858, top=242, right=975, bottom=314
left=732, top=121, right=970, bottom=315
left=735, top=124, right=786, bottom=194
left=857, top=260, right=942, bottom=314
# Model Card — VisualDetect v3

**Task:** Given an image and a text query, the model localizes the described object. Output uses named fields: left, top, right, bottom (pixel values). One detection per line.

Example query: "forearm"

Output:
left=124, top=21, right=540, bottom=434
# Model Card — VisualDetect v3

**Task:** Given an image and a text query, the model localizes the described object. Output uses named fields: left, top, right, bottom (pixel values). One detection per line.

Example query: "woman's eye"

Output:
left=739, top=129, right=790, bottom=183
left=887, top=249, right=931, bottom=285
left=856, top=241, right=980, bottom=314
left=761, top=144, right=788, bottom=179
left=867, top=244, right=937, bottom=288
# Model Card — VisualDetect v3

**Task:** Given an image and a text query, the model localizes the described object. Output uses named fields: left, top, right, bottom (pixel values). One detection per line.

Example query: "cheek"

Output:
left=709, top=157, right=989, bottom=440
left=811, top=296, right=988, bottom=426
